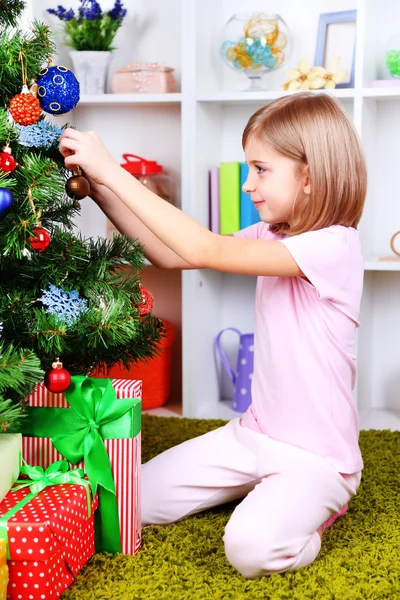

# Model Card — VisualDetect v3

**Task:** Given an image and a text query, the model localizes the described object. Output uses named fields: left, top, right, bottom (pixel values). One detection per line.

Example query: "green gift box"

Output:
left=21, top=376, right=142, bottom=555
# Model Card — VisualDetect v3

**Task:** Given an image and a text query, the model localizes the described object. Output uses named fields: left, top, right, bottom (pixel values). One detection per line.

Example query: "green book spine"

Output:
left=219, top=162, right=240, bottom=234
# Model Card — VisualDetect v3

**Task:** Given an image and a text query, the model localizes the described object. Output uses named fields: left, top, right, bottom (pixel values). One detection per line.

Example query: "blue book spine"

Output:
left=240, top=163, right=261, bottom=229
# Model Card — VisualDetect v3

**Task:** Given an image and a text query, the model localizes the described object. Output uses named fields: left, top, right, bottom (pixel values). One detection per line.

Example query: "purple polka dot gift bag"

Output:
left=215, top=328, right=254, bottom=412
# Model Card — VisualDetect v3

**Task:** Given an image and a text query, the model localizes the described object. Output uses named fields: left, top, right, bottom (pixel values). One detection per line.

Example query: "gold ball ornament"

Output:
left=65, top=167, right=91, bottom=200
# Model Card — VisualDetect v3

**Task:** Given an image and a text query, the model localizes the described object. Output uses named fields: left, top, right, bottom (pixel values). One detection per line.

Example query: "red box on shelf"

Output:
left=0, top=482, right=97, bottom=600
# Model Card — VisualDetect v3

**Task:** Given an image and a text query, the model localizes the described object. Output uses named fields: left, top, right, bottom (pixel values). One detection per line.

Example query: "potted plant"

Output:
left=47, top=0, right=127, bottom=95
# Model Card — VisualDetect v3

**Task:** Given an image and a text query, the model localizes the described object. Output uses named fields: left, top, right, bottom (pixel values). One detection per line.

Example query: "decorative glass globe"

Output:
left=385, top=33, right=400, bottom=79
left=219, top=12, right=293, bottom=91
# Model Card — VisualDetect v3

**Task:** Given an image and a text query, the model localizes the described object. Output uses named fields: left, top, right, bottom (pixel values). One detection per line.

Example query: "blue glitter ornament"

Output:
left=0, top=188, right=13, bottom=221
left=37, top=65, right=80, bottom=115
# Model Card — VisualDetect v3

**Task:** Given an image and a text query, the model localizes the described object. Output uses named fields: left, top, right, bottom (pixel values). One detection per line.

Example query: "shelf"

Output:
left=76, top=93, right=182, bottom=107
left=359, top=408, right=400, bottom=431
left=364, top=258, right=400, bottom=271
left=197, top=87, right=400, bottom=105
left=362, top=88, right=400, bottom=100
left=197, top=88, right=356, bottom=105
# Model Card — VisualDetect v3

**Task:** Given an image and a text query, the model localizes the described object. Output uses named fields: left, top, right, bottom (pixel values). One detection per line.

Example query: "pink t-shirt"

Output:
left=233, top=223, right=364, bottom=474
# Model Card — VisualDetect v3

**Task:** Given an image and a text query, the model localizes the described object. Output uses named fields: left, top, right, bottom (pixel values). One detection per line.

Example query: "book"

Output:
left=240, top=162, right=261, bottom=229
left=208, top=167, right=220, bottom=233
left=219, top=162, right=240, bottom=234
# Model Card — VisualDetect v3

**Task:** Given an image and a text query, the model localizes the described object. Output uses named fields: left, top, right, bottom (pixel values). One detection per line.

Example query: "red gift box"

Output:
left=0, top=481, right=97, bottom=600
left=22, top=379, right=142, bottom=555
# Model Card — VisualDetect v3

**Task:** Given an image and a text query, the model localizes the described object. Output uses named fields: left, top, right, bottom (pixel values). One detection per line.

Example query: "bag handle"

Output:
left=215, top=328, right=242, bottom=385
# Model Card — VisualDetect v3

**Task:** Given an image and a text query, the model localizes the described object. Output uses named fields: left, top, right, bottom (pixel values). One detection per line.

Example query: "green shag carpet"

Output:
left=62, top=415, right=400, bottom=600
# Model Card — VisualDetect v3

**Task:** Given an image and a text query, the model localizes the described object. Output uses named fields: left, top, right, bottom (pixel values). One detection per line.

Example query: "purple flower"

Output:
left=80, top=0, right=102, bottom=20
left=107, top=0, right=126, bottom=21
left=47, top=5, right=75, bottom=21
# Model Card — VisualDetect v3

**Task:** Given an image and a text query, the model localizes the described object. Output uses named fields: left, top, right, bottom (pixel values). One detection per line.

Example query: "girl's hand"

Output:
left=59, top=128, right=116, bottom=185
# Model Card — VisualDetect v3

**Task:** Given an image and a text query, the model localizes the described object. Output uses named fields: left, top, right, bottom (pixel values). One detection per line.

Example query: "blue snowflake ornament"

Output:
left=40, top=284, right=89, bottom=326
left=17, top=121, right=64, bottom=149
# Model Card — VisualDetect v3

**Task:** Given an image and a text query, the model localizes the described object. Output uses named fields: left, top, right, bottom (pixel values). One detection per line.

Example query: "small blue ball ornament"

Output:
left=37, top=66, right=80, bottom=115
left=0, top=187, right=13, bottom=221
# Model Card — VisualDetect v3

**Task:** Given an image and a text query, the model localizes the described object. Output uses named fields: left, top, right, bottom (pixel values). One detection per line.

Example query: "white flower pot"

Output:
left=69, top=50, right=112, bottom=95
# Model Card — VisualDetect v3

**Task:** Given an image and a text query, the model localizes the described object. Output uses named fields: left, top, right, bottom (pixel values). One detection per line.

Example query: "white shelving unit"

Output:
left=29, top=0, right=400, bottom=429
left=78, top=93, right=182, bottom=106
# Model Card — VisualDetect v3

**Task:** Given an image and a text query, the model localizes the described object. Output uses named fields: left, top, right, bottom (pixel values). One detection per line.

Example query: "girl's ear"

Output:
left=303, top=165, right=311, bottom=195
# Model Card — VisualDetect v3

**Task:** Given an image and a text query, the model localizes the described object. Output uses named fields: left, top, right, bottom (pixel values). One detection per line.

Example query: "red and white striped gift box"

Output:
left=22, top=379, right=142, bottom=555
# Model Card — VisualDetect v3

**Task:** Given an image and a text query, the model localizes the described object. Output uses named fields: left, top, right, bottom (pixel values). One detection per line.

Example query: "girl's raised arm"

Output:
left=59, top=129, right=303, bottom=278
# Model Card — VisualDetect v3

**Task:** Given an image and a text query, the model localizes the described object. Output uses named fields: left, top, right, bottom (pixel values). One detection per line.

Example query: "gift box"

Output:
left=111, top=61, right=177, bottom=94
left=21, top=377, right=142, bottom=555
left=0, top=461, right=97, bottom=600
left=0, top=435, right=21, bottom=505
left=0, top=539, right=8, bottom=600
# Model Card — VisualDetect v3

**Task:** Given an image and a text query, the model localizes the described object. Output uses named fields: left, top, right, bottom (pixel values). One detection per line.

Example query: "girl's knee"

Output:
left=223, top=518, right=317, bottom=578
left=223, top=520, right=290, bottom=579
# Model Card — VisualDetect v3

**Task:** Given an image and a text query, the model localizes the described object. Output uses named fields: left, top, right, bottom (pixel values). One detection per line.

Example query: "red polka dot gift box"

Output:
left=20, top=377, right=142, bottom=556
left=0, top=460, right=97, bottom=600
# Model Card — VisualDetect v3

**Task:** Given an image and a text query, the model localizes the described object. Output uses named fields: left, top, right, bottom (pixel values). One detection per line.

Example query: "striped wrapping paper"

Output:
left=22, top=379, right=142, bottom=555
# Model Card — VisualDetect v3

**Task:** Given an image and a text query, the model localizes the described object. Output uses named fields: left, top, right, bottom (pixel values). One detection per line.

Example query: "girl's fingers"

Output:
left=59, top=140, right=79, bottom=158
left=61, top=127, right=85, bottom=140
left=64, top=155, right=79, bottom=170
left=59, top=138, right=79, bottom=153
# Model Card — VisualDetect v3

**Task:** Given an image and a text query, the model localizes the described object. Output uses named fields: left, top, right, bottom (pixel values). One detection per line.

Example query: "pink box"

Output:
left=112, top=61, right=177, bottom=93
left=22, top=379, right=142, bottom=555
left=368, top=79, right=400, bottom=87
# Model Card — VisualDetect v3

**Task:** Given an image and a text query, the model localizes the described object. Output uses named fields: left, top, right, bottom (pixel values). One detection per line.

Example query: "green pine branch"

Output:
left=0, top=230, right=163, bottom=374
left=0, top=0, right=25, bottom=29
left=0, top=9, right=162, bottom=389
left=0, top=19, right=55, bottom=106
left=0, top=341, right=43, bottom=432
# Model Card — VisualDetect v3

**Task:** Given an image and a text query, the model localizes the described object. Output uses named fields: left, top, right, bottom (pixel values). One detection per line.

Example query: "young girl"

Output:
left=59, top=92, right=366, bottom=579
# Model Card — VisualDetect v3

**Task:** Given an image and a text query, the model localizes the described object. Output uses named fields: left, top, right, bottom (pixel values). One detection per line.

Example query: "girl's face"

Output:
left=243, top=137, right=309, bottom=227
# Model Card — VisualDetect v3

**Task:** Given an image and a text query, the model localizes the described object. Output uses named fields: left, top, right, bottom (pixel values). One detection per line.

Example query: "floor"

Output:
left=144, top=399, right=400, bottom=432
left=143, top=396, right=183, bottom=417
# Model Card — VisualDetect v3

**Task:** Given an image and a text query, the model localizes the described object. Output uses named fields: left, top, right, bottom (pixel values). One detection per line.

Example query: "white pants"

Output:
left=142, top=418, right=361, bottom=579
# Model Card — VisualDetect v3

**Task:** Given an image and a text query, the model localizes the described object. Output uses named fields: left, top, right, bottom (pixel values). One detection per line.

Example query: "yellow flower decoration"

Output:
left=321, top=57, right=348, bottom=89
left=282, top=58, right=321, bottom=91
left=283, top=57, right=348, bottom=91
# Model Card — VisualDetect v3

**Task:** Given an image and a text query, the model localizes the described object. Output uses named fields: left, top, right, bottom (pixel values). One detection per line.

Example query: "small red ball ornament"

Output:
left=28, top=226, right=51, bottom=252
left=9, top=87, right=42, bottom=126
left=44, top=358, right=71, bottom=393
left=135, top=286, right=154, bottom=316
left=0, top=146, right=17, bottom=173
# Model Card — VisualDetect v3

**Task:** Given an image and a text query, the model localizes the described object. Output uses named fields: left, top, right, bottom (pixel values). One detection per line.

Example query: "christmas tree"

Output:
left=0, top=0, right=162, bottom=432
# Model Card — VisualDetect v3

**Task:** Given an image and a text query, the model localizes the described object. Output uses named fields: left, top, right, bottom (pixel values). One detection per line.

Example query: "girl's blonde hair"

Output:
left=242, top=92, right=367, bottom=236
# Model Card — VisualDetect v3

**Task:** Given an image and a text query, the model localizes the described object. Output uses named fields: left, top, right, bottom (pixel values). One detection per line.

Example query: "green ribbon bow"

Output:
left=0, top=459, right=91, bottom=559
left=20, top=376, right=141, bottom=553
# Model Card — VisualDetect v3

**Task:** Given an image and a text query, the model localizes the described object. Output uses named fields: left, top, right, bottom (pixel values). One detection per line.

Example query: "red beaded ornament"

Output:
left=136, top=286, right=154, bottom=316
left=28, top=226, right=51, bottom=252
left=9, top=88, right=42, bottom=126
left=44, top=358, right=71, bottom=393
left=0, top=146, right=17, bottom=173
